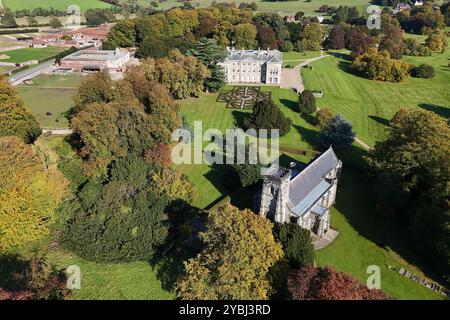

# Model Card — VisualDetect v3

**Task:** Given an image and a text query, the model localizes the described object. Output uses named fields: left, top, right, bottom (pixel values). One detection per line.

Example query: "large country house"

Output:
left=219, top=47, right=283, bottom=84
left=259, top=147, right=342, bottom=237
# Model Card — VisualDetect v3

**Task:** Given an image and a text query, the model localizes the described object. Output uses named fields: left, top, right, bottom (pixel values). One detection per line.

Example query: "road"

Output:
left=9, top=59, right=56, bottom=86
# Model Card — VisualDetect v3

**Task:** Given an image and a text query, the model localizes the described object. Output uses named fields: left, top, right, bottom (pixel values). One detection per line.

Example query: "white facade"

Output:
left=219, top=48, right=282, bottom=84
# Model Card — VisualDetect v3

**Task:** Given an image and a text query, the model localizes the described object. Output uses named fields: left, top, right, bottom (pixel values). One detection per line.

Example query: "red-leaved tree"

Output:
left=288, top=266, right=388, bottom=300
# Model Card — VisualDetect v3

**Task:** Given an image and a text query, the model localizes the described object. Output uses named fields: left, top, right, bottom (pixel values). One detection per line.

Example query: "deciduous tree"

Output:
left=177, top=204, right=283, bottom=299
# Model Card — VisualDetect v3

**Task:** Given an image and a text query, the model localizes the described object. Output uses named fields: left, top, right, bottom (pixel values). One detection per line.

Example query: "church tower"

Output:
left=259, top=165, right=291, bottom=224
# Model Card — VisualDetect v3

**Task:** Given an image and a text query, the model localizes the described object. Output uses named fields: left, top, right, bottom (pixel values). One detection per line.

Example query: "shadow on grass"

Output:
left=330, top=52, right=352, bottom=61
left=280, top=98, right=299, bottom=113
left=369, top=115, right=390, bottom=127
left=149, top=200, right=207, bottom=293
left=293, top=124, right=323, bottom=151
left=418, top=103, right=450, bottom=119
left=333, top=164, right=447, bottom=285
left=231, top=110, right=248, bottom=128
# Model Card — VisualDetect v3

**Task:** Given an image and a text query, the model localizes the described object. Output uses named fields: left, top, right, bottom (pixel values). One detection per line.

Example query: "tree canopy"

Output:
left=177, top=204, right=283, bottom=299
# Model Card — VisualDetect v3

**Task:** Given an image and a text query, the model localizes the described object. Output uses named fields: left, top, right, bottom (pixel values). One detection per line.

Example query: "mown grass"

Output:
left=18, top=87, right=75, bottom=128
left=2, top=0, right=110, bottom=12
left=316, top=167, right=444, bottom=300
left=126, top=0, right=372, bottom=15
left=0, top=47, right=64, bottom=64
left=302, top=47, right=450, bottom=146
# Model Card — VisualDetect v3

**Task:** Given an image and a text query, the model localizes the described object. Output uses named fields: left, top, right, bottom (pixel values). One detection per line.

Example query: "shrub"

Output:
left=281, top=40, right=294, bottom=52
left=403, top=38, right=432, bottom=56
left=411, top=64, right=435, bottom=78
left=275, top=223, right=314, bottom=268
left=298, top=90, right=317, bottom=114
left=315, top=108, right=334, bottom=128
left=244, top=99, right=292, bottom=137
left=319, top=114, right=355, bottom=147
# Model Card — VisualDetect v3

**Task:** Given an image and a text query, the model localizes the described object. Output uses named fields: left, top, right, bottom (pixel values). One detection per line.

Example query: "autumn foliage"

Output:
left=288, top=266, right=388, bottom=300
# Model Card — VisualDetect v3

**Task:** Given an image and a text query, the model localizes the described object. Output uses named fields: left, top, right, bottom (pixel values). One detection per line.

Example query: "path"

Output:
left=281, top=51, right=372, bottom=151
left=42, top=128, right=72, bottom=135
left=281, top=50, right=329, bottom=93
left=8, top=59, right=55, bottom=86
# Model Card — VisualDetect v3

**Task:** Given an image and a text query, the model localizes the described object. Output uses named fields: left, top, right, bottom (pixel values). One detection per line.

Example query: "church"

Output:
left=259, top=147, right=342, bottom=237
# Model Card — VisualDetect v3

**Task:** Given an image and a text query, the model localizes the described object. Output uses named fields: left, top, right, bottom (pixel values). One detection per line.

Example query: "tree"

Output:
left=365, top=110, right=449, bottom=278
left=288, top=266, right=388, bottom=300
left=144, top=143, right=171, bottom=168
left=176, top=204, right=283, bottom=299
left=403, top=38, right=432, bottom=56
left=299, top=90, right=317, bottom=114
left=84, top=8, right=116, bottom=26
left=0, top=77, right=41, bottom=143
left=275, top=223, right=314, bottom=268
left=326, top=25, right=346, bottom=50
left=103, top=19, right=136, bottom=48
left=49, top=17, right=63, bottom=29
left=352, top=48, right=411, bottom=82
left=345, top=28, right=376, bottom=55
left=411, top=63, right=435, bottom=78
left=62, top=155, right=170, bottom=262
left=244, top=99, right=292, bottom=137
left=1, top=9, right=17, bottom=28
left=150, top=168, right=196, bottom=204
left=379, top=25, right=405, bottom=59
left=232, top=23, right=257, bottom=49
left=319, top=114, right=355, bottom=147
left=425, top=30, right=448, bottom=52
left=0, top=137, right=68, bottom=253
left=256, top=25, right=278, bottom=50
left=188, top=38, right=228, bottom=92
left=0, top=254, right=69, bottom=300
left=281, top=40, right=294, bottom=52
left=295, top=12, right=305, bottom=21
left=151, top=49, right=210, bottom=99
left=297, top=23, right=324, bottom=51
left=315, top=108, right=334, bottom=129
left=27, top=16, right=39, bottom=27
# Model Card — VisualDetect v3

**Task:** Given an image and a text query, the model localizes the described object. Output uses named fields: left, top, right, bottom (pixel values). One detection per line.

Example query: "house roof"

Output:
left=288, top=147, right=340, bottom=214
left=223, top=49, right=283, bottom=64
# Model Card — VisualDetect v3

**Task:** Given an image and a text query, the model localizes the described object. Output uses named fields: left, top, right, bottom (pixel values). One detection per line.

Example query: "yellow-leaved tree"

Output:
left=176, top=204, right=283, bottom=299
left=0, top=136, right=68, bottom=253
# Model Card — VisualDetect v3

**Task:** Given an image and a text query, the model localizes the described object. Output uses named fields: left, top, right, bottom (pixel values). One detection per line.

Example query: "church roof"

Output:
left=288, top=147, right=340, bottom=214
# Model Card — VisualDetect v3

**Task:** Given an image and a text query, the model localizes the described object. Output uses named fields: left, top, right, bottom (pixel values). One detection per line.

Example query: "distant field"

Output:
left=124, top=0, right=372, bottom=15
left=302, top=47, right=450, bottom=146
left=0, top=47, right=64, bottom=63
left=26, top=74, right=84, bottom=88
left=18, top=86, right=76, bottom=128
left=2, top=0, right=111, bottom=12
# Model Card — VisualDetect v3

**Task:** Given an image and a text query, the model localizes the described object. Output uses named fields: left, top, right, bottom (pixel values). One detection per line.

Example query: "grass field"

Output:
left=177, top=83, right=445, bottom=299
left=25, top=74, right=84, bottom=88
left=178, top=85, right=317, bottom=208
left=315, top=167, right=444, bottom=300
left=126, top=0, right=372, bottom=15
left=0, top=47, right=64, bottom=64
left=2, top=0, right=110, bottom=12
left=18, top=86, right=75, bottom=128
left=302, top=48, right=450, bottom=146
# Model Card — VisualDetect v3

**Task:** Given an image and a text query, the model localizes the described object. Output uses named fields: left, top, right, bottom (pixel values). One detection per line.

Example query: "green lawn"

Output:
left=0, top=47, right=64, bottom=64
left=2, top=0, right=111, bottom=12
left=127, top=0, right=372, bottom=15
left=178, top=86, right=317, bottom=208
left=18, top=87, right=75, bottom=128
left=48, top=249, right=174, bottom=300
left=25, top=74, right=84, bottom=88
left=302, top=49, right=450, bottom=146
left=282, top=50, right=322, bottom=65
left=316, top=167, right=444, bottom=300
